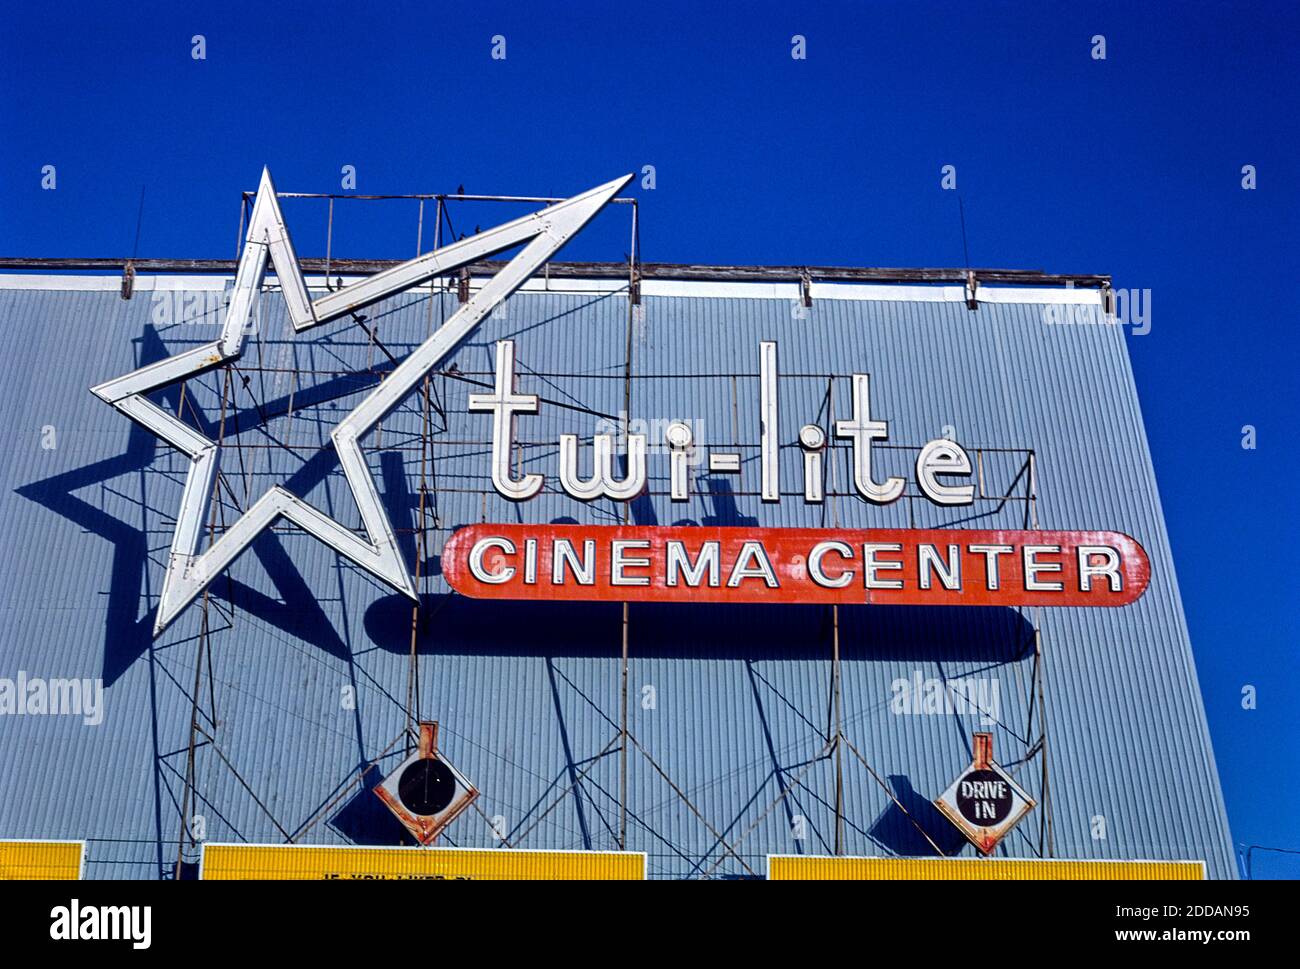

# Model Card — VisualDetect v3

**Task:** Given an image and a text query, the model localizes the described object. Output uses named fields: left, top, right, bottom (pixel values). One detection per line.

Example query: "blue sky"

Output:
left=2, top=1, right=1297, bottom=874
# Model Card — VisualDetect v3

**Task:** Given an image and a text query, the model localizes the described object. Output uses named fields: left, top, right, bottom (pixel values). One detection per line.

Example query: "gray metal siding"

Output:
left=0, top=280, right=1234, bottom=878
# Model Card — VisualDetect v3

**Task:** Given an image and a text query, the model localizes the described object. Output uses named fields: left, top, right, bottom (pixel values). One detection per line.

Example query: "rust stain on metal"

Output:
left=374, top=721, right=479, bottom=846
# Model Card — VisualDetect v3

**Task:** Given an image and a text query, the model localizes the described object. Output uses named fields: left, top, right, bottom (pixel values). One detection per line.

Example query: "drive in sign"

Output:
left=443, top=524, right=1150, bottom=607
left=934, top=733, right=1036, bottom=854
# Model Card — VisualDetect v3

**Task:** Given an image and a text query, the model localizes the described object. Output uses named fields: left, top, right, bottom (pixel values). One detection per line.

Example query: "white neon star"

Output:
left=93, top=167, right=631, bottom=636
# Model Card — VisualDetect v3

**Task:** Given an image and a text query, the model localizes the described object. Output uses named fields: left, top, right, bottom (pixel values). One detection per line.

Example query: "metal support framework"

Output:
left=1, top=256, right=1112, bottom=290
left=68, top=178, right=1066, bottom=877
left=90, top=167, right=632, bottom=635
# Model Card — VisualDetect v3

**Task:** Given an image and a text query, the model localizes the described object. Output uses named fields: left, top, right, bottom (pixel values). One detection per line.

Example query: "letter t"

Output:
left=469, top=340, right=544, bottom=500
left=834, top=373, right=904, bottom=503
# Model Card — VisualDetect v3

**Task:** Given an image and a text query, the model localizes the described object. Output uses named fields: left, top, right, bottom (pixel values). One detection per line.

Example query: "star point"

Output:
left=93, top=168, right=631, bottom=637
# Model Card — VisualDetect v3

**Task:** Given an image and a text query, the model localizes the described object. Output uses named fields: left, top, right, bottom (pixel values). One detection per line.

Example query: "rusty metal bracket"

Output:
left=120, top=261, right=136, bottom=300
left=965, top=270, right=979, bottom=310
left=800, top=269, right=813, bottom=308
left=1101, top=281, right=1116, bottom=319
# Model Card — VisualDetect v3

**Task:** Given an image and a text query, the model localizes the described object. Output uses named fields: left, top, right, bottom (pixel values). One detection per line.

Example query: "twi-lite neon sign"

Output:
left=470, top=339, right=975, bottom=506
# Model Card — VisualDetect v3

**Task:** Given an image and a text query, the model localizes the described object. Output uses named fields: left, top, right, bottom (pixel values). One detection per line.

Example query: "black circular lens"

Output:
left=397, top=758, right=456, bottom=815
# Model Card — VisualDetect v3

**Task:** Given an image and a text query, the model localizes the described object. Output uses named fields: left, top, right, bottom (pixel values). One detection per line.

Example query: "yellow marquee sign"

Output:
left=200, top=843, right=646, bottom=880
left=767, top=855, right=1205, bottom=880
left=0, top=840, right=85, bottom=879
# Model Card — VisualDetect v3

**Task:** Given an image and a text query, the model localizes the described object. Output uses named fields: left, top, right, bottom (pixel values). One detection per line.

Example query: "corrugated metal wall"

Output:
left=0, top=278, right=1235, bottom=878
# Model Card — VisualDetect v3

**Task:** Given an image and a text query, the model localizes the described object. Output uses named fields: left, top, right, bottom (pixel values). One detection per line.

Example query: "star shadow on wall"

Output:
left=16, top=324, right=362, bottom=684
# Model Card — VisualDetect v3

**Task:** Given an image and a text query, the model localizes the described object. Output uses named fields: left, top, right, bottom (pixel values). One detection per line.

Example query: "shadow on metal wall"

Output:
left=363, top=592, right=1035, bottom=664
left=868, top=776, right=970, bottom=857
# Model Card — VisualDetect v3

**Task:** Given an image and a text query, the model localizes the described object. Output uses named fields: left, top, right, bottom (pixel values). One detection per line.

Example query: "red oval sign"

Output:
left=442, top=525, right=1150, bottom=608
